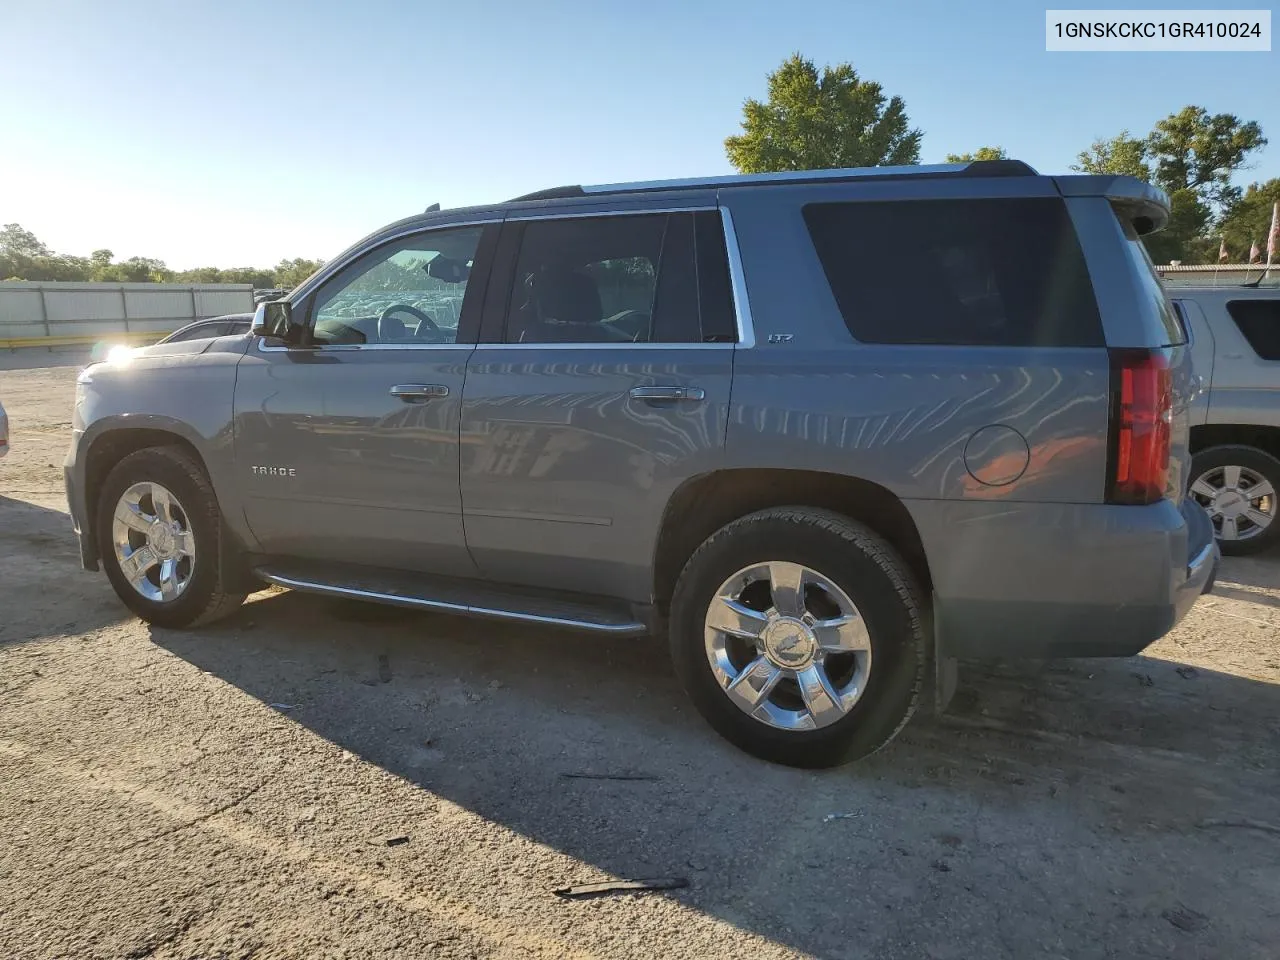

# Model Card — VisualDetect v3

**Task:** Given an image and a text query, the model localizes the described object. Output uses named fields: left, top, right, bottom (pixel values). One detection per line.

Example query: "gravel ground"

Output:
left=1, top=353, right=1278, bottom=960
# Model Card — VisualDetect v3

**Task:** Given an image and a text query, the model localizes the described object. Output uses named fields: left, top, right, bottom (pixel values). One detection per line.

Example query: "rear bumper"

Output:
left=912, top=497, right=1218, bottom=660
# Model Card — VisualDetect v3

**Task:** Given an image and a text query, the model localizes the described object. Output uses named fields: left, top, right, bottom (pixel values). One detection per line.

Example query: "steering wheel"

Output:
left=379, top=304, right=439, bottom=341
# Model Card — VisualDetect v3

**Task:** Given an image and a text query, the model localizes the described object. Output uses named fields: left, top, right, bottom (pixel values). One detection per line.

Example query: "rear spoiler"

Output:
left=1053, top=175, right=1170, bottom=236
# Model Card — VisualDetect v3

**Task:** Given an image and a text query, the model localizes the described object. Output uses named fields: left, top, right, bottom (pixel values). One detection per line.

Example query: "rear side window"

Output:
left=1226, top=299, right=1280, bottom=360
left=803, top=198, right=1104, bottom=347
left=1117, top=214, right=1186, bottom=346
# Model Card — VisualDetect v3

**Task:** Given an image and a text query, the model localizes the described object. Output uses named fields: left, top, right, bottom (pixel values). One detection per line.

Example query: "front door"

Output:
left=234, top=222, right=497, bottom=574
left=459, top=210, right=737, bottom=601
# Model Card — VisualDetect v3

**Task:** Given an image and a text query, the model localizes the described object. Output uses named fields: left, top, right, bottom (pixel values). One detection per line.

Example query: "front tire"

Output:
left=97, top=445, right=247, bottom=628
left=669, top=507, right=926, bottom=768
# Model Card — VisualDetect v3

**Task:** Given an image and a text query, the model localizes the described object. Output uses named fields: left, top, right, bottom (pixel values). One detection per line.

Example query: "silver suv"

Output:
left=65, top=161, right=1218, bottom=766
left=1173, top=284, right=1280, bottom=554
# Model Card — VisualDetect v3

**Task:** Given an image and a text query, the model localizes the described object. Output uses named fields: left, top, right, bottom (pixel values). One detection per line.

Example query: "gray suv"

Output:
left=65, top=161, right=1218, bottom=766
left=1170, top=284, right=1280, bottom=554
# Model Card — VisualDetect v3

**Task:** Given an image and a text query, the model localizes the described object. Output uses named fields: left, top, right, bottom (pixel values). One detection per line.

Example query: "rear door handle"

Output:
left=390, top=383, right=450, bottom=402
left=629, top=385, right=706, bottom=403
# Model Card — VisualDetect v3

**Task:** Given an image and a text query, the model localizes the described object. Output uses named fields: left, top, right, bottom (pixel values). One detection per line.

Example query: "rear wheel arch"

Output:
left=652, top=469, right=933, bottom=612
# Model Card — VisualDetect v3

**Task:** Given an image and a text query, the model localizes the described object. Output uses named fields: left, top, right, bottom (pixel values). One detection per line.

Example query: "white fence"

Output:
left=1157, top=263, right=1276, bottom=286
left=0, top=281, right=254, bottom=347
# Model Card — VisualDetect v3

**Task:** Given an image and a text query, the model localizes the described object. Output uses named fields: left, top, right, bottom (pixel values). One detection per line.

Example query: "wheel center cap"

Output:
left=1215, top=490, right=1247, bottom=517
left=149, top=522, right=176, bottom=558
left=762, top=617, right=816, bottom=668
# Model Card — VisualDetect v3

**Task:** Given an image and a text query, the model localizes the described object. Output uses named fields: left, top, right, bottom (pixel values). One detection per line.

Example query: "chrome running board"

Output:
left=254, top=563, right=648, bottom=636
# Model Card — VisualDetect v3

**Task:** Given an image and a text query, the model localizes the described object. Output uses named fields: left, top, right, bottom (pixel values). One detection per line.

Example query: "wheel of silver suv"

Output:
left=97, top=445, right=249, bottom=628
left=669, top=506, right=926, bottom=768
left=1189, top=445, right=1280, bottom=556
left=704, top=561, right=872, bottom=731
left=111, top=481, right=196, bottom=602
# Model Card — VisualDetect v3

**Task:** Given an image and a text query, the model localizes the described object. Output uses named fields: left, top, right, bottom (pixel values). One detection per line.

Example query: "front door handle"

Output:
left=629, top=385, right=706, bottom=403
left=390, top=383, right=450, bottom=403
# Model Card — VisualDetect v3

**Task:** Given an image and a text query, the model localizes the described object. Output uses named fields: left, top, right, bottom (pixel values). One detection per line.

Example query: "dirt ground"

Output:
left=1, top=352, right=1278, bottom=960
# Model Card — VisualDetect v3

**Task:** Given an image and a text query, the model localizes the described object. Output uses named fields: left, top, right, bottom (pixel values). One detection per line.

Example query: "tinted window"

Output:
left=695, top=211, right=736, bottom=343
left=310, top=226, right=485, bottom=346
left=1226, top=299, right=1280, bottom=360
left=168, top=321, right=222, bottom=342
left=1118, top=216, right=1186, bottom=345
left=503, top=214, right=701, bottom=344
left=803, top=198, right=1104, bottom=347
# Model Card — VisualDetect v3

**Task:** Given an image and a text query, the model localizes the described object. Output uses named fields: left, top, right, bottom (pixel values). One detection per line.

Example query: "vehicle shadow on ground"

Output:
left=1209, top=553, right=1280, bottom=607
left=0, top=495, right=129, bottom=646
left=151, top=582, right=1280, bottom=959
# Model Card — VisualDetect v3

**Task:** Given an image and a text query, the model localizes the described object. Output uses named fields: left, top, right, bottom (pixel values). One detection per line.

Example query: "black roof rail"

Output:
left=509, top=185, right=587, bottom=202
left=958, top=159, right=1037, bottom=177
left=508, top=160, right=1038, bottom=204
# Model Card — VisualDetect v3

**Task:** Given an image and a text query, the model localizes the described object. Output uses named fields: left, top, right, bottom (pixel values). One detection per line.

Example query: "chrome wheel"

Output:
left=111, top=481, right=196, bottom=602
left=1190, top=464, right=1276, bottom=543
left=703, top=561, right=872, bottom=732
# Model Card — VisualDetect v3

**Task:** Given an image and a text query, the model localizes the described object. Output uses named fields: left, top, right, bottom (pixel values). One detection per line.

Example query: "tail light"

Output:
left=1106, top=350, right=1172, bottom=505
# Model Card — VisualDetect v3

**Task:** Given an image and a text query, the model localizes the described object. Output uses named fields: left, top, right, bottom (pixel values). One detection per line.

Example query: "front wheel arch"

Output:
left=83, top=427, right=211, bottom=564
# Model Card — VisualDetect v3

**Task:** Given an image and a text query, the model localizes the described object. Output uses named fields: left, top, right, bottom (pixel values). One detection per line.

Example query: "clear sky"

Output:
left=1, top=0, right=1276, bottom=270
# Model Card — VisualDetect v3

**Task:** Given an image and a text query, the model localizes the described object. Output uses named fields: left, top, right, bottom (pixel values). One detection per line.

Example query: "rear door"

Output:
left=458, top=207, right=736, bottom=602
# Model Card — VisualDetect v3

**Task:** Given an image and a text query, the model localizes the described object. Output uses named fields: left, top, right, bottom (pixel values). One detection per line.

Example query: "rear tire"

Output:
left=97, top=445, right=247, bottom=628
left=668, top=507, right=926, bottom=768
left=1189, top=445, right=1280, bottom=556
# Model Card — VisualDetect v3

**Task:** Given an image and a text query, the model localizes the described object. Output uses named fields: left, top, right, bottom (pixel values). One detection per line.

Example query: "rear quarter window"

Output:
left=1226, top=299, right=1280, bottom=360
left=1116, top=215, right=1186, bottom=346
left=802, top=198, right=1104, bottom=347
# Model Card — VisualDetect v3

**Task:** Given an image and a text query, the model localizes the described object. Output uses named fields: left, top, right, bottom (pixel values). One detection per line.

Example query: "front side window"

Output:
left=503, top=214, right=702, bottom=344
left=310, top=225, right=485, bottom=346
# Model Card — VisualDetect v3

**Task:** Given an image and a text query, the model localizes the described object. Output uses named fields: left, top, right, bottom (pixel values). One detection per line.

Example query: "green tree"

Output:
left=0, top=223, right=51, bottom=278
left=1, top=223, right=51, bottom=259
left=1145, top=190, right=1213, bottom=264
left=1071, top=131, right=1151, bottom=180
left=274, top=257, right=325, bottom=289
left=1072, top=110, right=1267, bottom=263
left=115, top=257, right=171, bottom=282
left=1220, top=179, right=1280, bottom=260
left=725, top=54, right=921, bottom=173
left=1146, top=106, right=1267, bottom=212
left=89, top=249, right=117, bottom=281
left=222, top=267, right=276, bottom=287
left=944, top=146, right=1007, bottom=163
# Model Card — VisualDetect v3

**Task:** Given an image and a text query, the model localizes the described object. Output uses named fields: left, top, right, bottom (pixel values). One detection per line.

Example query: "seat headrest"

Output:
left=531, top=268, right=602, bottom=325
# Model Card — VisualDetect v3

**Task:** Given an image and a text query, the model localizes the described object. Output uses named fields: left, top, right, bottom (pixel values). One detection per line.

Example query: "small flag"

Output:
left=1250, top=241, right=1261, bottom=263
left=1218, top=237, right=1229, bottom=261
left=1268, top=202, right=1280, bottom=261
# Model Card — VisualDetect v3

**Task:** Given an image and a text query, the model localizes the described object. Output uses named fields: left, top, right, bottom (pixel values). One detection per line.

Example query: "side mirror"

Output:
left=252, top=301, right=299, bottom=341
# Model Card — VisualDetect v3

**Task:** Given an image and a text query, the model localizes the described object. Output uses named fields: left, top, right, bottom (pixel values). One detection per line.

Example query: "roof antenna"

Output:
left=424, top=202, right=440, bottom=213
